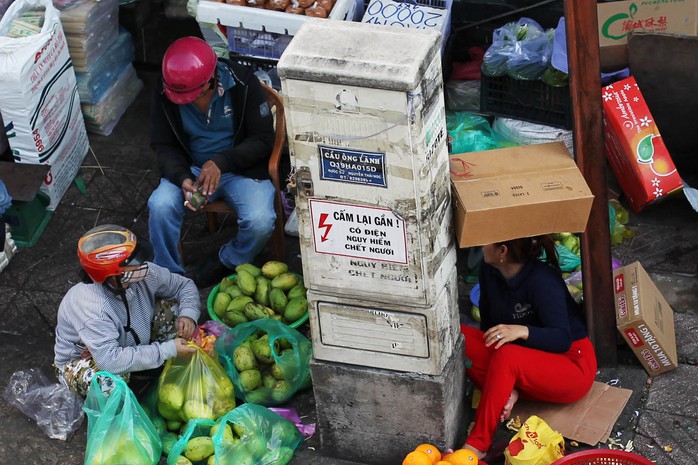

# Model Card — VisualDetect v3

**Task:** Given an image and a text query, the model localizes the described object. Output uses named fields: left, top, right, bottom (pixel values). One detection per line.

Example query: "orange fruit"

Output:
left=443, top=448, right=479, bottom=465
left=415, top=444, right=441, bottom=464
left=403, top=450, right=433, bottom=465
left=435, top=462, right=452, bottom=465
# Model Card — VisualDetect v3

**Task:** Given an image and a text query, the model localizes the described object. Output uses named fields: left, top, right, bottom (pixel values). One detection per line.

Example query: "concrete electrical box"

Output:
left=278, top=20, right=459, bottom=375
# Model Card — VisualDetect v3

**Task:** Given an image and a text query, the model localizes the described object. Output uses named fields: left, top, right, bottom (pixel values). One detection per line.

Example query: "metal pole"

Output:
left=564, top=0, right=617, bottom=367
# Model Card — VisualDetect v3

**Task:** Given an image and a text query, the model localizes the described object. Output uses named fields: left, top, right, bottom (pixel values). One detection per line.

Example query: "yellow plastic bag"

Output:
left=504, top=415, right=565, bottom=465
left=157, top=344, right=236, bottom=423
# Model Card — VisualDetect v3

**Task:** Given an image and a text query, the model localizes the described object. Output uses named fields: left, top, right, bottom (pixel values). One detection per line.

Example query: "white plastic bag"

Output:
left=284, top=208, right=299, bottom=237
left=4, top=368, right=85, bottom=440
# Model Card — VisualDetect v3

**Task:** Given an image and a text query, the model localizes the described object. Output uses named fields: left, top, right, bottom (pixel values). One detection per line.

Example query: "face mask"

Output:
left=121, top=263, right=148, bottom=284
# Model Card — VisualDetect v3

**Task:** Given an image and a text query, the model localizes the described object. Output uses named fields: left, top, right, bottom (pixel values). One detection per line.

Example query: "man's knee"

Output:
left=239, top=207, right=276, bottom=233
left=148, top=187, right=182, bottom=216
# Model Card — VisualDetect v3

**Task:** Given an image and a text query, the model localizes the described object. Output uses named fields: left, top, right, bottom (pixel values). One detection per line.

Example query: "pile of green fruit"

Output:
left=171, top=418, right=296, bottom=465
left=86, top=428, right=159, bottom=465
left=157, top=374, right=236, bottom=427
left=230, top=329, right=298, bottom=404
left=211, top=261, right=308, bottom=328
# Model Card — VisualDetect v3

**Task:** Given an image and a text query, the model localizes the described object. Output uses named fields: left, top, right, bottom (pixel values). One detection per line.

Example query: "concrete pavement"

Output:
left=1, top=68, right=697, bottom=465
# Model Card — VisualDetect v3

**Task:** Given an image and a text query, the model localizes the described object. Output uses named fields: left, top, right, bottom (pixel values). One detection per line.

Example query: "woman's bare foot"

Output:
left=500, top=389, right=519, bottom=422
left=462, top=444, right=486, bottom=460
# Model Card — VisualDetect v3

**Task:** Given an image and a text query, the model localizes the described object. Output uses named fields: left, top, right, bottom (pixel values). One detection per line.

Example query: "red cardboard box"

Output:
left=602, top=76, right=683, bottom=213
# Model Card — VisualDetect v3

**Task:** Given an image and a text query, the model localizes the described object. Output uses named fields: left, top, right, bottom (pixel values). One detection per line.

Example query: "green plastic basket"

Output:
left=207, top=273, right=309, bottom=329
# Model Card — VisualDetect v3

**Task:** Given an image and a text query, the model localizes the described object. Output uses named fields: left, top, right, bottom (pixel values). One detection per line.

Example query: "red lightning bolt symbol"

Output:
left=318, top=213, right=332, bottom=242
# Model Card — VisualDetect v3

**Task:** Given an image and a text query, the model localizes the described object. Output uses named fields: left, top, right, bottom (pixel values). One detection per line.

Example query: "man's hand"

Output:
left=176, top=316, right=197, bottom=340
left=181, top=179, right=202, bottom=211
left=198, top=160, right=222, bottom=196
left=174, top=338, right=196, bottom=356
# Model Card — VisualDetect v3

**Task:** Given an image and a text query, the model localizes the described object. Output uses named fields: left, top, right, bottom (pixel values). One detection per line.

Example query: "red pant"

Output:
left=461, top=324, right=597, bottom=452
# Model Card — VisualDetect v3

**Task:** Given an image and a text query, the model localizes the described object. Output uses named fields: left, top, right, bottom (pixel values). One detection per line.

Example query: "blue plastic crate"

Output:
left=227, top=27, right=293, bottom=60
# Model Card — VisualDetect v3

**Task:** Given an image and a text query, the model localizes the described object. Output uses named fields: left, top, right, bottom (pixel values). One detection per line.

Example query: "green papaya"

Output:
left=244, top=302, right=270, bottom=321
left=270, top=272, right=300, bottom=292
left=212, top=292, right=232, bottom=319
left=239, top=369, right=262, bottom=391
left=286, top=283, right=307, bottom=300
left=224, top=285, right=244, bottom=299
left=254, top=276, right=271, bottom=306
left=236, top=269, right=257, bottom=296
left=219, top=276, right=235, bottom=291
left=269, top=288, right=288, bottom=314
left=210, top=423, right=236, bottom=443
left=251, top=335, right=274, bottom=364
left=227, top=295, right=254, bottom=312
left=262, top=370, right=277, bottom=389
left=233, top=345, right=258, bottom=371
left=223, top=310, right=248, bottom=327
left=162, top=432, right=179, bottom=455
left=166, top=419, right=183, bottom=432
left=174, top=456, right=193, bottom=465
left=235, top=263, right=262, bottom=277
left=184, top=436, right=214, bottom=462
left=284, top=297, right=308, bottom=323
left=271, top=380, right=292, bottom=402
left=261, top=260, right=289, bottom=279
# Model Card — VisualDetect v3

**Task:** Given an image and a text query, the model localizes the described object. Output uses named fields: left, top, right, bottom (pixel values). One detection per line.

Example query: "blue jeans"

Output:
left=148, top=166, right=276, bottom=274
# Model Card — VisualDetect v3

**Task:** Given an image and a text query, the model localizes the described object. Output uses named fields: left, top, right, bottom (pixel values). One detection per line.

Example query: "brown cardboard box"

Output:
left=613, top=261, right=678, bottom=376
left=597, top=0, right=698, bottom=71
left=449, top=142, right=594, bottom=248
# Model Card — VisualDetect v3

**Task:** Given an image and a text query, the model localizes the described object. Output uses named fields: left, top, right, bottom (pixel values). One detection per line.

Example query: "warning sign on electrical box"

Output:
left=309, top=199, right=408, bottom=264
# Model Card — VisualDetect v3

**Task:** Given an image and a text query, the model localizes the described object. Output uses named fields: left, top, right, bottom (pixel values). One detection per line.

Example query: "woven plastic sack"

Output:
left=215, top=319, right=312, bottom=406
left=83, top=371, right=161, bottom=465
left=157, top=344, right=236, bottom=424
left=167, top=403, right=301, bottom=465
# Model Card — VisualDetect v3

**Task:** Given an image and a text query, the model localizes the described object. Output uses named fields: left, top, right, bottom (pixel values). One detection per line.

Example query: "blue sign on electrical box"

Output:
left=318, top=145, right=387, bottom=188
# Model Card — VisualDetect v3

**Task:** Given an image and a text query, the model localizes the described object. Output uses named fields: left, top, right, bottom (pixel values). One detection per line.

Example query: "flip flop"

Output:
left=482, top=439, right=509, bottom=464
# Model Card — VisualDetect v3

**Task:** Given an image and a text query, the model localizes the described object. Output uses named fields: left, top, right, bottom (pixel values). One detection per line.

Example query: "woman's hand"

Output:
left=176, top=316, right=197, bottom=340
left=484, top=324, right=529, bottom=349
left=174, top=338, right=196, bottom=356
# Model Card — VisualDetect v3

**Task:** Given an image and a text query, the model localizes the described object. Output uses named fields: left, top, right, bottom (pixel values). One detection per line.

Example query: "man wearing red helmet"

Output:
left=148, top=36, right=276, bottom=287
left=54, top=225, right=200, bottom=396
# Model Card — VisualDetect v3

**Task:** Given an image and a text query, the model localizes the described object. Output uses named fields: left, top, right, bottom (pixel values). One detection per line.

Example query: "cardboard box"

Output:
left=597, top=0, right=698, bottom=70
left=449, top=142, right=594, bottom=248
left=613, top=261, right=678, bottom=376
left=602, top=76, right=683, bottom=214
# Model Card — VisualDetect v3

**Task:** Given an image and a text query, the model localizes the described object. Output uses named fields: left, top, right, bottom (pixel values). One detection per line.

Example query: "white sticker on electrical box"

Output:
left=309, top=199, right=408, bottom=264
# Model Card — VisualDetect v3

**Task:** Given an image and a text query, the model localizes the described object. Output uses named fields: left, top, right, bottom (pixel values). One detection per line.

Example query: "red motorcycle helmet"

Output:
left=77, top=225, right=153, bottom=284
left=162, top=36, right=218, bottom=104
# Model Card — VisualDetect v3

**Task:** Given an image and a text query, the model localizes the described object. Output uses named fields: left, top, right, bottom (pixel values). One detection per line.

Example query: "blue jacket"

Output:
left=478, top=259, right=588, bottom=352
left=150, top=59, right=275, bottom=188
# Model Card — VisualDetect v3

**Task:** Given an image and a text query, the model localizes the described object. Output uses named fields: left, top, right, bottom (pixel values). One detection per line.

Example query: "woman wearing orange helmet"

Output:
left=54, top=224, right=200, bottom=396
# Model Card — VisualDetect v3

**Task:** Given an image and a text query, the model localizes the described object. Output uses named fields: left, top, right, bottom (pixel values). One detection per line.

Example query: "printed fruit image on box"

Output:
left=602, top=76, right=683, bottom=213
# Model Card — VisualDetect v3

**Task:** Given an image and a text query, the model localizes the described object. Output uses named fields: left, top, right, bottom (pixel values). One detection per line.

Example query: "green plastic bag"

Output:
left=167, top=418, right=217, bottom=465
left=167, top=404, right=301, bottom=465
left=139, top=384, right=180, bottom=456
left=83, top=371, right=162, bottom=465
left=215, top=319, right=312, bottom=406
left=157, top=344, right=236, bottom=424
left=446, top=111, right=516, bottom=154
